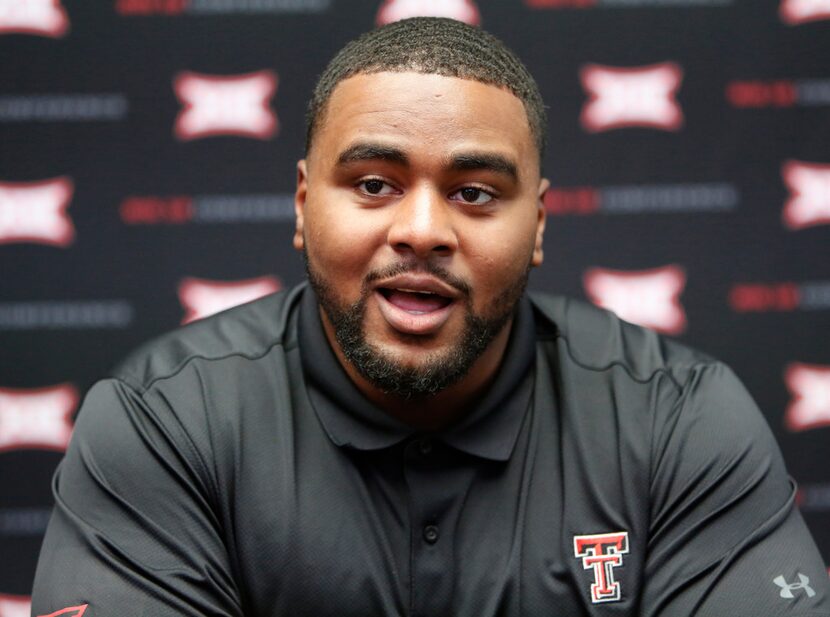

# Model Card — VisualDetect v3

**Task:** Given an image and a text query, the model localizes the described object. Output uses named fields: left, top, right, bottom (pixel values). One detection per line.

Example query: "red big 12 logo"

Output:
left=782, top=160, right=830, bottom=230
left=784, top=363, right=830, bottom=432
left=0, top=0, right=69, bottom=37
left=173, top=71, right=279, bottom=141
left=0, top=177, right=75, bottom=246
left=580, top=62, right=683, bottom=132
left=583, top=265, right=687, bottom=335
left=376, top=0, right=481, bottom=25
left=0, top=384, right=78, bottom=453
left=178, top=275, right=282, bottom=324
left=780, top=0, right=830, bottom=25
left=573, top=532, right=629, bottom=603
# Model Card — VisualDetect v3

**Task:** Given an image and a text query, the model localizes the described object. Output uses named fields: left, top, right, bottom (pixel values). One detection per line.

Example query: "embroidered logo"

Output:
left=780, top=0, right=830, bottom=25
left=784, top=363, right=830, bottom=432
left=178, top=275, right=281, bottom=324
left=36, top=605, right=88, bottom=617
left=773, top=573, right=816, bottom=598
left=37, top=604, right=88, bottom=617
left=574, top=531, right=629, bottom=603
left=173, top=70, right=279, bottom=141
left=376, top=0, right=481, bottom=25
left=580, top=62, right=683, bottom=132
left=583, top=265, right=687, bottom=335
left=0, top=0, right=69, bottom=37
left=0, top=177, right=75, bottom=246
left=782, top=160, right=830, bottom=230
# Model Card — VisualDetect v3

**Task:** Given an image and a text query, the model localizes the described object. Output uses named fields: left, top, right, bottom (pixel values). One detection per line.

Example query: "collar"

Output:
left=298, top=284, right=535, bottom=461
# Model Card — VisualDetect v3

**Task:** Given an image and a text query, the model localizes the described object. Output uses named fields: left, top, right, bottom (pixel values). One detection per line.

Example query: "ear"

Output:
left=293, top=159, right=308, bottom=252
left=532, top=177, right=549, bottom=267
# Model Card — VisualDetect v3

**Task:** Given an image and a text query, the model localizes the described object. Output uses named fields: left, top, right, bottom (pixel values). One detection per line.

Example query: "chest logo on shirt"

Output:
left=573, top=531, right=629, bottom=604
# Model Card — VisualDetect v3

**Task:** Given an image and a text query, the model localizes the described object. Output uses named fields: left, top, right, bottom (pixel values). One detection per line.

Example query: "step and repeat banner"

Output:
left=1, top=0, right=828, bottom=608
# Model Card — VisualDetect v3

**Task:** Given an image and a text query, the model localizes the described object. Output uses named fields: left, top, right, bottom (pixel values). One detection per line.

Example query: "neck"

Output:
left=321, top=312, right=513, bottom=432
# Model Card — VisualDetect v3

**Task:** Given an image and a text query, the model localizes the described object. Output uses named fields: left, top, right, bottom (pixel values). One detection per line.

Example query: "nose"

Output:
left=386, top=185, right=458, bottom=258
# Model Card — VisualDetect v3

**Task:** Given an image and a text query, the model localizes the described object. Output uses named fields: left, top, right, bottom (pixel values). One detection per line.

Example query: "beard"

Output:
left=305, top=253, right=530, bottom=400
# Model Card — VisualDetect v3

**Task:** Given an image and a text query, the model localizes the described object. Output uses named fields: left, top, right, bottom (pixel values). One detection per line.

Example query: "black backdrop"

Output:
left=1, top=0, right=829, bottom=608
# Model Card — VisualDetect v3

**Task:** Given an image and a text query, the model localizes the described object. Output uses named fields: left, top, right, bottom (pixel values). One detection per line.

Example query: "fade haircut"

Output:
left=305, top=17, right=547, bottom=161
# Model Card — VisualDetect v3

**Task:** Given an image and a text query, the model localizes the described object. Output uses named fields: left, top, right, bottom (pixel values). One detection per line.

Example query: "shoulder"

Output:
left=528, top=292, right=780, bottom=487
left=528, top=291, right=715, bottom=392
left=112, top=282, right=306, bottom=394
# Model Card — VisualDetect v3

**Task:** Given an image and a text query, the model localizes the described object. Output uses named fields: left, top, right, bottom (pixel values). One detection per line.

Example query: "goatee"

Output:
left=305, top=255, right=530, bottom=400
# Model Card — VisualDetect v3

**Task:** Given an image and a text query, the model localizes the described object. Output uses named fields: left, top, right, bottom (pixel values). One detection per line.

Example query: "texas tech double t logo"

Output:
left=573, top=531, right=629, bottom=604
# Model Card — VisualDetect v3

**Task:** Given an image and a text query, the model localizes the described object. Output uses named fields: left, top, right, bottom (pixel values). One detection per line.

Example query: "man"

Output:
left=32, top=17, right=828, bottom=617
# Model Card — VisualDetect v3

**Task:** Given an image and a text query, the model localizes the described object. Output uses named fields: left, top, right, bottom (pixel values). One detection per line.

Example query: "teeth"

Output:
left=395, top=288, right=435, bottom=295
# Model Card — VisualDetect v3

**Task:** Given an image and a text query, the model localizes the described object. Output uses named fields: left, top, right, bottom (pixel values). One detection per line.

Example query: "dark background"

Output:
left=1, top=0, right=828, bottom=605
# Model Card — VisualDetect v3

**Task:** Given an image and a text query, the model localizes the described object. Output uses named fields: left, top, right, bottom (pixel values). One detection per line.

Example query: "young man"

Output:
left=32, top=17, right=829, bottom=616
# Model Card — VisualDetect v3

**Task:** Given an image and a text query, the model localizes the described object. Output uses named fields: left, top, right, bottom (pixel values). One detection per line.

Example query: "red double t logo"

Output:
left=573, top=531, right=629, bottom=604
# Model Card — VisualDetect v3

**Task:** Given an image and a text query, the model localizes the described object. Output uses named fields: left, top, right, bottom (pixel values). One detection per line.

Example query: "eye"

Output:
left=357, top=178, right=397, bottom=196
left=451, top=186, right=495, bottom=205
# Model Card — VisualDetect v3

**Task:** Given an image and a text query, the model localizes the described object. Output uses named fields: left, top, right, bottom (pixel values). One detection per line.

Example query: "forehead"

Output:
left=311, top=71, right=537, bottom=170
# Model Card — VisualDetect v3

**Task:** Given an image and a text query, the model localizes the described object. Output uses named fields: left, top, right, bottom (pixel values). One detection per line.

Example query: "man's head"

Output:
left=305, top=17, right=547, bottom=163
left=295, top=18, right=548, bottom=406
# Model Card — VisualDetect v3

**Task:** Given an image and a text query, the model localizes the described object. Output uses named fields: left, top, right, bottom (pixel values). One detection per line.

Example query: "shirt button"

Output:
left=423, top=525, right=439, bottom=544
left=418, top=438, right=433, bottom=456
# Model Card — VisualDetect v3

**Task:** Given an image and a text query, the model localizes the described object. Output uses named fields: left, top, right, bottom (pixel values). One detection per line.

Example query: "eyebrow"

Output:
left=449, top=152, right=518, bottom=182
left=335, top=142, right=519, bottom=182
left=337, top=143, right=409, bottom=166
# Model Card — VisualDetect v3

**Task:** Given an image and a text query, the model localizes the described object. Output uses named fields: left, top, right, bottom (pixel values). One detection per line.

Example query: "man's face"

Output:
left=295, top=71, right=547, bottom=399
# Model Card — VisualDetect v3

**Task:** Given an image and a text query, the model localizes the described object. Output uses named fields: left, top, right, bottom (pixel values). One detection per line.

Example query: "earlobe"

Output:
left=293, top=160, right=308, bottom=252
left=532, top=177, right=549, bottom=267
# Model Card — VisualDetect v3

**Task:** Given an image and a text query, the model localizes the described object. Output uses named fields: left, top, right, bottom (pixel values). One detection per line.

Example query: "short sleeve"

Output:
left=30, top=379, right=243, bottom=617
left=642, top=362, right=830, bottom=616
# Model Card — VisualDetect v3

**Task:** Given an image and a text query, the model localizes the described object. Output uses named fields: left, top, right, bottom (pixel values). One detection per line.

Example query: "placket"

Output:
left=403, top=436, right=476, bottom=617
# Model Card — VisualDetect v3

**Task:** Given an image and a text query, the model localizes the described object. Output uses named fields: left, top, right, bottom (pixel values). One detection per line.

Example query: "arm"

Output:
left=31, top=379, right=243, bottom=616
left=641, top=362, right=829, bottom=616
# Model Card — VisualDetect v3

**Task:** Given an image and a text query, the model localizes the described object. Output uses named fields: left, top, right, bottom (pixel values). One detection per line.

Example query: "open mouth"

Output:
left=377, top=288, right=454, bottom=314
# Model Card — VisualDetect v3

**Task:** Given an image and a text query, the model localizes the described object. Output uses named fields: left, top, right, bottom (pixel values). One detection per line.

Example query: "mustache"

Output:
left=364, top=261, right=471, bottom=297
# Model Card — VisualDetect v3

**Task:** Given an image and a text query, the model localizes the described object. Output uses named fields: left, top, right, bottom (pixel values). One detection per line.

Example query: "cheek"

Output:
left=464, top=219, right=537, bottom=278
left=304, top=199, right=384, bottom=278
left=460, top=222, right=537, bottom=309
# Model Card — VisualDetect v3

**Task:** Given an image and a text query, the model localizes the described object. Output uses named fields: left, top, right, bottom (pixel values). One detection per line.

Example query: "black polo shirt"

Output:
left=31, top=283, right=830, bottom=616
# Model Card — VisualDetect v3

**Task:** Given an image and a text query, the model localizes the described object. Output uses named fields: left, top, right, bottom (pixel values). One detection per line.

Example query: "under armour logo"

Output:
left=773, top=573, right=816, bottom=599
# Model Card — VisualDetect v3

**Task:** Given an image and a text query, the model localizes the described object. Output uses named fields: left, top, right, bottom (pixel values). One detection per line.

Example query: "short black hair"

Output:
left=305, top=17, right=546, bottom=161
